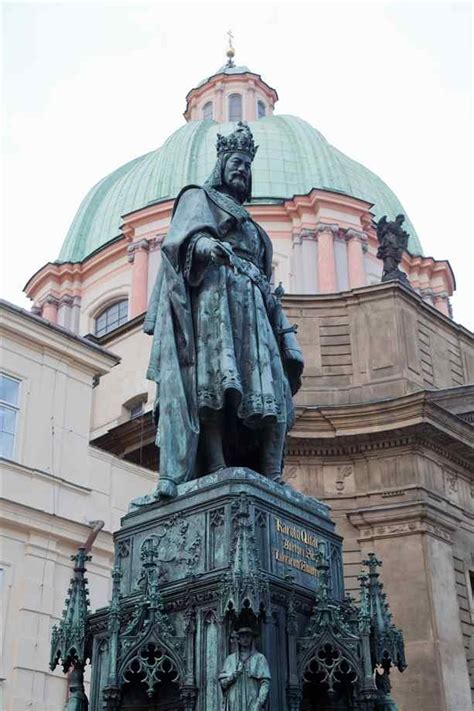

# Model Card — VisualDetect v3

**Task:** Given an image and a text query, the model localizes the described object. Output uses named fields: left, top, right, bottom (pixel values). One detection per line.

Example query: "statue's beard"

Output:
left=225, top=176, right=248, bottom=203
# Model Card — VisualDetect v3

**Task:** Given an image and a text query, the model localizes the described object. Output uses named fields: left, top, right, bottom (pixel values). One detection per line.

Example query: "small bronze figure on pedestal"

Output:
left=376, top=214, right=410, bottom=285
left=65, top=664, right=89, bottom=711
left=219, top=627, right=271, bottom=710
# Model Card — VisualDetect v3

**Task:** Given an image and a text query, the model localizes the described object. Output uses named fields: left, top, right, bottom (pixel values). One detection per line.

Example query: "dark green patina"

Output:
left=51, top=121, right=407, bottom=710
left=51, top=469, right=405, bottom=709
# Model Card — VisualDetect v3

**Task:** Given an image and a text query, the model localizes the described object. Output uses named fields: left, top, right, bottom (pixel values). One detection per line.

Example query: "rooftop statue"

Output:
left=144, top=122, right=304, bottom=498
left=376, top=214, right=410, bottom=285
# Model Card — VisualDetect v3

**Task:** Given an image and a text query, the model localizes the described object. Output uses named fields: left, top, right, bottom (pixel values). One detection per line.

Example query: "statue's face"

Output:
left=238, top=631, right=253, bottom=650
left=223, top=151, right=252, bottom=201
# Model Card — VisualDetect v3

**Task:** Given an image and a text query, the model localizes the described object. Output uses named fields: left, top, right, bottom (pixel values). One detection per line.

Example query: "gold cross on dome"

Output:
left=226, top=29, right=236, bottom=66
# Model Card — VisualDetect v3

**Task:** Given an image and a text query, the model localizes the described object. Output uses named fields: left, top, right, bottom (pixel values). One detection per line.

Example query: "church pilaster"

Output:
left=316, top=223, right=339, bottom=293
left=346, top=229, right=368, bottom=289
left=127, top=239, right=150, bottom=318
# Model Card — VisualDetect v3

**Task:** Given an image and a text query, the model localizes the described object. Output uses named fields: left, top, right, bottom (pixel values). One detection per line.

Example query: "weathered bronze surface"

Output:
left=219, top=627, right=271, bottom=709
left=51, top=469, right=406, bottom=709
left=50, top=122, right=407, bottom=710
left=376, top=214, right=410, bottom=284
left=143, top=122, right=304, bottom=499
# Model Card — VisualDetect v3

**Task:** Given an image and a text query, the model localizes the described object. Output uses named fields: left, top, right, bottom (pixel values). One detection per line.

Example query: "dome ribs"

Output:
left=58, top=116, right=422, bottom=263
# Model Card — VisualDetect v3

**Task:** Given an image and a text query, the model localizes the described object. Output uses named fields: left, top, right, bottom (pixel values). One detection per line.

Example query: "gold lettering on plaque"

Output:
left=273, top=516, right=320, bottom=578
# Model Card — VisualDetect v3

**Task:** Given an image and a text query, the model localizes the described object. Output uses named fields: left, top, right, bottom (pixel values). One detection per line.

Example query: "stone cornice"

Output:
left=347, top=500, right=462, bottom=544
left=23, top=235, right=128, bottom=299
left=0, top=299, right=120, bottom=375
left=288, top=392, right=474, bottom=469
left=292, top=390, right=473, bottom=442
left=281, top=282, right=472, bottom=341
left=0, top=498, right=114, bottom=558
left=1, top=456, right=92, bottom=494
left=282, top=189, right=373, bottom=223
left=287, top=430, right=473, bottom=472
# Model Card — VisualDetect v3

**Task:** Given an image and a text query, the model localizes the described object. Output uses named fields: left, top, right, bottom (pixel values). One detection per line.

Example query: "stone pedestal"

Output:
left=88, top=469, right=345, bottom=710
left=53, top=469, right=405, bottom=710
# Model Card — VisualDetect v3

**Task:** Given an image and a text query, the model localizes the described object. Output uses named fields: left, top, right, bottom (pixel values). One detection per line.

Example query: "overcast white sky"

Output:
left=1, top=0, right=472, bottom=328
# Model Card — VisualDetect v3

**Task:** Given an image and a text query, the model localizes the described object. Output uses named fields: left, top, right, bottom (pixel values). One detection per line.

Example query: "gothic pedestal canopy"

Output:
left=51, top=469, right=406, bottom=710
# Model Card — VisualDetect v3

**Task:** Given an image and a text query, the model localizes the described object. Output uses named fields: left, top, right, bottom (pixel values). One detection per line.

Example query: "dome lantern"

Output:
left=183, top=50, right=278, bottom=123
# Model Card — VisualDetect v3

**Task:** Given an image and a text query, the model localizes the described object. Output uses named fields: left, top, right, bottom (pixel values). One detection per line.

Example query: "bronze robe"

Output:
left=219, top=651, right=271, bottom=710
left=144, top=186, right=303, bottom=489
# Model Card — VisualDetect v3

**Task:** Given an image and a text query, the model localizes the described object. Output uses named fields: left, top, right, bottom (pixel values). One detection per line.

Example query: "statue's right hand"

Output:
left=235, top=661, right=244, bottom=676
left=194, top=236, right=230, bottom=266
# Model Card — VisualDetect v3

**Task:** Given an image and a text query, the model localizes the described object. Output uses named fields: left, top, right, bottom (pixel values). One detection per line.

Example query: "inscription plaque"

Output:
left=271, top=515, right=323, bottom=584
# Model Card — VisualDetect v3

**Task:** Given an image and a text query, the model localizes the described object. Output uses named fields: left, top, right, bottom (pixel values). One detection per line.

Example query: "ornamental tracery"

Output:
left=122, top=642, right=180, bottom=697
left=302, top=642, right=358, bottom=694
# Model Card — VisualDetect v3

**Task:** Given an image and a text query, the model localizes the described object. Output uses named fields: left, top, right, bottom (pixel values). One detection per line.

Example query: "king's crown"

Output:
left=216, top=121, right=258, bottom=161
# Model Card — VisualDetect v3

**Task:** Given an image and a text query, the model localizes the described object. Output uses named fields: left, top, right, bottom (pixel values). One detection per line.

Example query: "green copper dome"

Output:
left=58, top=115, right=422, bottom=263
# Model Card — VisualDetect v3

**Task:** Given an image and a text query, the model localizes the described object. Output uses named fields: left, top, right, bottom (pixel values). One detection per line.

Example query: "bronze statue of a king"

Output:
left=144, top=122, right=304, bottom=498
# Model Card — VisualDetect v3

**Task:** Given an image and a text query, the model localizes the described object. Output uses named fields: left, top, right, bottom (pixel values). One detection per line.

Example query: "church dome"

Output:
left=58, top=115, right=422, bottom=263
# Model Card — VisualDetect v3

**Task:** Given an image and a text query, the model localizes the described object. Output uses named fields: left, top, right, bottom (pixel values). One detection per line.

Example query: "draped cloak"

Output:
left=218, top=651, right=271, bottom=710
left=144, top=185, right=303, bottom=490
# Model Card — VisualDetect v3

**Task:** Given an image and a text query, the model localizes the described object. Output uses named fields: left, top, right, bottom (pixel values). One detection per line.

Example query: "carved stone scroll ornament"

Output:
left=135, top=514, right=202, bottom=589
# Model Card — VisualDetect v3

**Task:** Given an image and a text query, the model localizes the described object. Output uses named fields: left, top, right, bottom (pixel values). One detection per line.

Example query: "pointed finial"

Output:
left=226, top=29, right=235, bottom=67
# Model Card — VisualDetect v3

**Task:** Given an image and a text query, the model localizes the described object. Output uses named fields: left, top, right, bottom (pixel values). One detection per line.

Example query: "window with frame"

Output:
left=202, top=101, right=213, bottom=120
left=257, top=100, right=266, bottom=119
left=0, top=373, right=20, bottom=459
left=122, top=393, right=147, bottom=422
left=129, top=402, right=144, bottom=420
left=228, top=93, right=242, bottom=121
left=95, top=300, right=128, bottom=337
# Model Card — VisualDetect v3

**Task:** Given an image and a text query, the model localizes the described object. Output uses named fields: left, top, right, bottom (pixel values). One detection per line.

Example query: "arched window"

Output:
left=95, top=299, right=128, bottom=337
left=257, top=100, right=266, bottom=119
left=228, top=93, right=242, bottom=121
left=202, top=101, right=213, bottom=120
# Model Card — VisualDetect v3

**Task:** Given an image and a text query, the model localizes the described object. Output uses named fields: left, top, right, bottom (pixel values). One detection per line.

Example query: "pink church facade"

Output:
left=24, top=66, right=454, bottom=334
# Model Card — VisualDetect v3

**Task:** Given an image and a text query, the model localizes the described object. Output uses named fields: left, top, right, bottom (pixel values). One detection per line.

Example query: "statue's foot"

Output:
left=266, top=472, right=285, bottom=485
left=128, top=479, right=178, bottom=511
left=208, top=464, right=226, bottom=475
left=153, top=478, right=178, bottom=499
left=128, top=492, right=158, bottom=510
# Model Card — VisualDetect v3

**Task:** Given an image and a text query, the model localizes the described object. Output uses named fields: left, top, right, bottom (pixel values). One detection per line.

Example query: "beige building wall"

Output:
left=0, top=301, right=156, bottom=710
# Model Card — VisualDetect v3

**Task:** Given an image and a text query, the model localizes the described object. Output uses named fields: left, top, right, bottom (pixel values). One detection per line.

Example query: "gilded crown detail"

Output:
left=216, top=121, right=258, bottom=160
